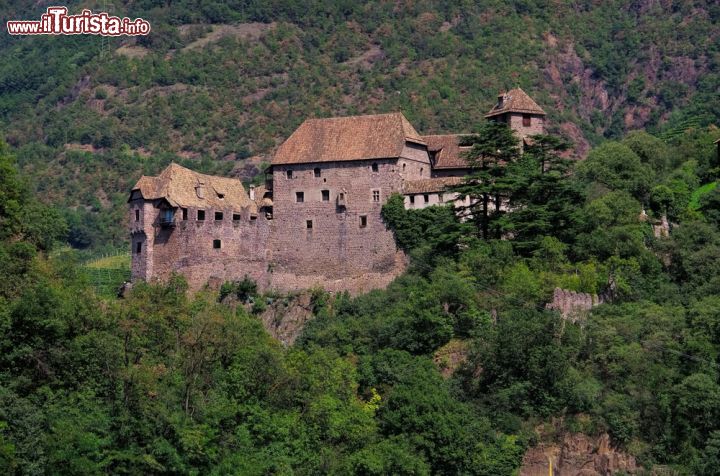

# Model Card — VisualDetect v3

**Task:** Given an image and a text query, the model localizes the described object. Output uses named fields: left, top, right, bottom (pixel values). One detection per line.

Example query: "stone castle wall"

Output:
left=130, top=199, right=272, bottom=291
left=267, top=153, right=428, bottom=294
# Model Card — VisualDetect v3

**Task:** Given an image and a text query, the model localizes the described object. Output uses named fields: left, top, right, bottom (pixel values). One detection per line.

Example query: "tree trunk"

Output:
left=482, top=192, right=489, bottom=240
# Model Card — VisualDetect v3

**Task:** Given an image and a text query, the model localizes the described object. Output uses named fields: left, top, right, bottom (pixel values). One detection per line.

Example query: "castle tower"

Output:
left=485, top=87, right=546, bottom=145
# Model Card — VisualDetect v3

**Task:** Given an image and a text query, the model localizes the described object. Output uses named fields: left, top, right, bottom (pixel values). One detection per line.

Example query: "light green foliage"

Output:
left=578, top=141, right=654, bottom=200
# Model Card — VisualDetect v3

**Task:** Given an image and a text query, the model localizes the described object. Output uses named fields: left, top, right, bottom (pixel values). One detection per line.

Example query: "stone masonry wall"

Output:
left=509, top=113, right=545, bottom=140
left=131, top=200, right=272, bottom=291
left=268, top=147, right=430, bottom=294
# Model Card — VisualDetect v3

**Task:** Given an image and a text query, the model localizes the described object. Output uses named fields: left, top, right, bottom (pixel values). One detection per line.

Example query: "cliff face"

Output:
left=521, top=433, right=638, bottom=476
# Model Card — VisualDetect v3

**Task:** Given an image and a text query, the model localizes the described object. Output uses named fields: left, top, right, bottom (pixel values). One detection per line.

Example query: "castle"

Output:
left=129, top=88, right=546, bottom=293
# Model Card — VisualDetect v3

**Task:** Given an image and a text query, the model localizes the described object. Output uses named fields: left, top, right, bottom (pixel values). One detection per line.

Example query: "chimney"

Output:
left=249, top=184, right=256, bottom=201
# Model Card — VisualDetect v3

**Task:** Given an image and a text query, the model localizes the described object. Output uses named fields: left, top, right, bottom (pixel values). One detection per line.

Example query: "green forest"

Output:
left=1, top=0, right=720, bottom=474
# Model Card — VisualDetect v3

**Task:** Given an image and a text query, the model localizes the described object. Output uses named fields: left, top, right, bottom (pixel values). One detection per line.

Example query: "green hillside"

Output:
left=1, top=0, right=719, bottom=248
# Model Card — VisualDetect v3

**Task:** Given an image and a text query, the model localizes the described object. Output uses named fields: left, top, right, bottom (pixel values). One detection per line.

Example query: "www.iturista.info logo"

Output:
left=7, top=6, right=151, bottom=36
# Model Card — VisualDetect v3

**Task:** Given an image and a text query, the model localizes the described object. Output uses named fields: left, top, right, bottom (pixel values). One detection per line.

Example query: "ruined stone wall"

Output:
left=129, top=199, right=158, bottom=281
left=269, top=148, right=429, bottom=294
left=131, top=201, right=272, bottom=291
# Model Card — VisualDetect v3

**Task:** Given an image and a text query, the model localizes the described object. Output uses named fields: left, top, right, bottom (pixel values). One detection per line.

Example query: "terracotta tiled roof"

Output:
left=272, top=112, right=425, bottom=165
left=403, top=176, right=464, bottom=194
left=485, top=87, right=546, bottom=118
left=130, top=163, right=255, bottom=211
left=423, top=134, right=473, bottom=169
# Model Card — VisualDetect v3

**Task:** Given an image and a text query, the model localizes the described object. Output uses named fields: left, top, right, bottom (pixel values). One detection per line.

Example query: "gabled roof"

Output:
left=272, top=112, right=425, bottom=165
left=403, top=176, right=464, bottom=194
left=423, top=134, right=473, bottom=169
left=130, top=163, right=255, bottom=211
left=485, top=87, right=546, bottom=118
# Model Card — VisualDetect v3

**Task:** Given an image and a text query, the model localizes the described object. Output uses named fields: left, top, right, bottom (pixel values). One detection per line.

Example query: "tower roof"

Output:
left=485, top=88, right=546, bottom=118
left=272, top=112, right=425, bottom=165
left=130, top=163, right=255, bottom=211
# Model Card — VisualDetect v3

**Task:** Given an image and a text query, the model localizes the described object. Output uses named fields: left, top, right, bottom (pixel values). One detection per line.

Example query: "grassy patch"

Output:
left=689, top=182, right=718, bottom=210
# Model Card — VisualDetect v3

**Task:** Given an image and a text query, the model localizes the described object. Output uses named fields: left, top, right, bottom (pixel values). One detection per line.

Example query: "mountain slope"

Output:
left=0, top=0, right=718, bottom=247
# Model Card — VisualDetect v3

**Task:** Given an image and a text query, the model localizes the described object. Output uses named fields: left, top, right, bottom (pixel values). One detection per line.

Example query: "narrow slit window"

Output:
left=135, top=209, right=140, bottom=221
left=296, top=191, right=304, bottom=203
left=321, top=190, right=330, bottom=202
left=135, top=242, right=142, bottom=254
left=360, top=215, right=367, bottom=228
left=197, top=210, right=205, bottom=221
left=215, top=211, right=223, bottom=221
left=306, top=220, right=313, bottom=229
left=314, top=167, right=321, bottom=177
left=182, top=208, right=188, bottom=220
left=213, top=239, right=221, bottom=249
left=424, top=194, right=429, bottom=203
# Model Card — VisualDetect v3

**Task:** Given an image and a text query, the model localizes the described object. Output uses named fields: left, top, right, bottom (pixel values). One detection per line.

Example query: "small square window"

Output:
left=296, top=192, right=304, bottom=203
left=135, top=242, right=142, bottom=254
left=286, top=170, right=293, bottom=179
left=372, top=190, right=380, bottom=202
left=250, top=215, right=257, bottom=221
left=306, top=220, right=313, bottom=229
left=314, top=167, right=321, bottom=177
left=409, top=195, right=415, bottom=204
left=233, top=213, right=241, bottom=221
left=217, top=193, right=225, bottom=199
left=360, top=215, right=367, bottom=228
left=215, top=211, right=223, bottom=220
left=135, top=209, right=140, bottom=221
left=213, top=239, right=221, bottom=249
left=523, top=114, right=531, bottom=127
left=424, top=194, right=429, bottom=203
left=182, top=208, right=188, bottom=220
left=197, top=210, right=205, bottom=221
left=321, top=190, right=330, bottom=201
left=371, top=163, right=379, bottom=172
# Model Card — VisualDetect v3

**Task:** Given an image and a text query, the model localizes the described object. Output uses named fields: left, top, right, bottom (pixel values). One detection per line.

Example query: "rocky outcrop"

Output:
left=652, top=215, right=670, bottom=238
left=433, top=339, right=469, bottom=378
left=546, top=288, right=603, bottom=322
left=521, top=433, right=638, bottom=476
left=257, top=292, right=315, bottom=346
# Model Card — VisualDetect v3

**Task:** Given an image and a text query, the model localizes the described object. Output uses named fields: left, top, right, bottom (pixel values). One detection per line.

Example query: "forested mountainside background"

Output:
left=0, top=0, right=718, bottom=248
left=2, top=1, right=720, bottom=475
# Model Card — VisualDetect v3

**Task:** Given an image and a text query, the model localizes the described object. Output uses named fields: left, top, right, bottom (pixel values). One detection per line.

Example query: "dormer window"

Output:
left=497, top=94, right=505, bottom=108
